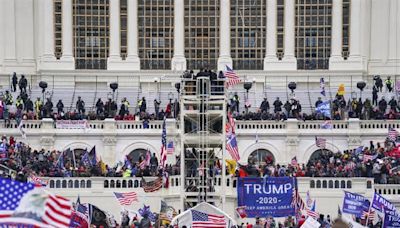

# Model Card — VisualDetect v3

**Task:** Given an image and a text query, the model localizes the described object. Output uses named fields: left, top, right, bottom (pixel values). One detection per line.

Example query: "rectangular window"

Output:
left=295, top=0, right=332, bottom=70
left=342, top=0, right=350, bottom=59
left=54, top=0, right=63, bottom=59
left=73, top=0, right=110, bottom=69
left=185, top=0, right=219, bottom=70
left=138, top=0, right=174, bottom=70
left=231, top=0, right=266, bottom=70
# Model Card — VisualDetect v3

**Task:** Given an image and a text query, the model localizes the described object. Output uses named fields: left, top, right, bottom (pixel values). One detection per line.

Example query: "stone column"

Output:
left=107, top=0, right=123, bottom=69
left=42, top=0, right=56, bottom=62
left=60, top=0, right=75, bottom=69
left=282, top=0, right=297, bottom=70
left=171, top=0, right=187, bottom=71
left=329, top=0, right=346, bottom=70
left=126, top=0, right=140, bottom=69
left=2, top=0, right=18, bottom=69
left=264, top=0, right=279, bottom=70
left=349, top=0, right=362, bottom=59
left=330, top=0, right=343, bottom=60
left=217, top=0, right=233, bottom=71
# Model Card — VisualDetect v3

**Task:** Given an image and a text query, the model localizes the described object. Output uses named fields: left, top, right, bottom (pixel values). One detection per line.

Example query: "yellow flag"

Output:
left=225, top=159, right=237, bottom=175
left=99, top=160, right=107, bottom=175
left=338, top=84, right=345, bottom=96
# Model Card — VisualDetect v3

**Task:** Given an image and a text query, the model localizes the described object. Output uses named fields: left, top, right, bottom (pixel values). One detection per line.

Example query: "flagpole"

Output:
left=365, top=196, right=373, bottom=226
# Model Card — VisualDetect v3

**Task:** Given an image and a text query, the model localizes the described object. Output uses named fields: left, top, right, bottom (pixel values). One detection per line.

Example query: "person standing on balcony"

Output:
left=95, top=98, right=104, bottom=116
left=25, top=97, right=33, bottom=113
left=18, top=75, right=27, bottom=94
left=385, top=76, right=393, bottom=93
left=34, top=97, right=42, bottom=119
left=389, top=96, right=397, bottom=112
left=374, top=75, right=383, bottom=92
left=378, top=97, right=387, bottom=114
left=150, top=153, right=158, bottom=175
left=260, top=98, right=270, bottom=113
left=233, top=93, right=240, bottom=113
left=56, top=99, right=64, bottom=115
left=76, top=96, right=85, bottom=115
left=154, top=99, right=160, bottom=118
left=372, top=84, right=379, bottom=106
left=140, top=97, right=147, bottom=113
left=44, top=98, right=53, bottom=118
left=11, top=72, right=17, bottom=92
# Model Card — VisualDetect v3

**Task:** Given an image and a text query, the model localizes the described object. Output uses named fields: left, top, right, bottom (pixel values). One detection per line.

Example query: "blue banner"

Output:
left=384, top=209, right=400, bottom=228
left=342, top=191, right=370, bottom=218
left=237, top=177, right=296, bottom=218
left=372, top=193, right=397, bottom=213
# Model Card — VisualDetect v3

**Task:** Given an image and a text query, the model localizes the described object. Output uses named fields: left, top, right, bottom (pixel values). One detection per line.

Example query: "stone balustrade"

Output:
left=0, top=118, right=397, bottom=165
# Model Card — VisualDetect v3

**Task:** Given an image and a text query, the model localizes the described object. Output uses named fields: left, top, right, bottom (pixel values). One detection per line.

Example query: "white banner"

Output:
left=55, top=120, right=89, bottom=129
left=301, top=217, right=321, bottom=228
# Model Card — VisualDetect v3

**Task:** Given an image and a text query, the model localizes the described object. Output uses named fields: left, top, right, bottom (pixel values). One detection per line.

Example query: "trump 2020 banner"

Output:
left=372, top=193, right=397, bottom=213
left=342, top=191, right=370, bottom=218
left=384, top=209, right=400, bottom=228
left=237, top=177, right=296, bottom=218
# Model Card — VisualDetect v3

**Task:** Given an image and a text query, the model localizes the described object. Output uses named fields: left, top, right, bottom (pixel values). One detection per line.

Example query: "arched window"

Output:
left=248, top=149, right=275, bottom=167
left=307, top=149, right=334, bottom=164
left=127, top=149, right=150, bottom=167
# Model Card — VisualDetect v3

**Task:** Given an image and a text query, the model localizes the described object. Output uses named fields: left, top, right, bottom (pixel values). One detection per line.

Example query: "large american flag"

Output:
left=0, top=178, right=72, bottom=228
left=160, top=117, right=167, bottom=168
left=142, top=177, right=163, bottom=193
left=226, top=112, right=236, bottom=134
left=191, top=210, right=226, bottom=228
left=226, top=133, right=240, bottom=161
left=167, top=141, right=174, bottom=155
left=224, top=65, right=241, bottom=88
left=388, top=128, right=399, bottom=142
left=113, top=192, right=138, bottom=206
left=291, top=188, right=305, bottom=210
left=315, top=137, right=327, bottom=148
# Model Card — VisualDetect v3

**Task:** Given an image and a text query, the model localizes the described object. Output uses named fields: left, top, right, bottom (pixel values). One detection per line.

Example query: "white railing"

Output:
left=0, top=119, right=398, bottom=131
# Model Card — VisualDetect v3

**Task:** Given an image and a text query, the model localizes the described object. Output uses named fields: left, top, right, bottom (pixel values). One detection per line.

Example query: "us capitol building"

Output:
left=0, top=0, right=399, bottom=222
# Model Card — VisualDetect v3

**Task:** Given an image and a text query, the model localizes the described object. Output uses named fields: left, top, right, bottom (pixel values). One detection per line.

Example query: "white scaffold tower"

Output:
left=179, top=74, right=227, bottom=211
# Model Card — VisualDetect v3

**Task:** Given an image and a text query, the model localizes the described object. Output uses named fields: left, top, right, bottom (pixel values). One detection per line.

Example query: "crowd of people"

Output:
left=239, top=140, right=400, bottom=184
left=3, top=73, right=400, bottom=124
left=0, top=134, right=180, bottom=181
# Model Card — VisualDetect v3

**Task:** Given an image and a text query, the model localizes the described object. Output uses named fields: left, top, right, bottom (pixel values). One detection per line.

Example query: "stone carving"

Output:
left=103, top=137, right=117, bottom=145
left=40, top=137, right=54, bottom=146
left=286, top=137, right=299, bottom=146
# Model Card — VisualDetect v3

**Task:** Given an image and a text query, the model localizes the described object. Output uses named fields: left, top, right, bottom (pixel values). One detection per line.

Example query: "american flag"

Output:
left=224, top=65, right=241, bottom=88
left=291, top=188, right=305, bottom=210
left=142, top=177, right=163, bottom=193
left=226, top=133, right=240, bottom=161
left=388, top=128, right=399, bottom=142
left=315, top=137, right=327, bottom=148
left=362, top=210, right=375, bottom=221
left=344, top=161, right=356, bottom=170
left=226, top=112, right=236, bottom=134
left=76, top=203, right=90, bottom=221
left=363, top=154, right=377, bottom=163
left=160, top=118, right=167, bottom=168
left=305, top=200, right=319, bottom=219
left=113, top=192, right=138, bottom=206
left=191, top=210, right=226, bottom=228
left=29, top=174, right=48, bottom=187
left=0, top=178, right=72, bottom=228
left=167, top=141, right=174, bottom=155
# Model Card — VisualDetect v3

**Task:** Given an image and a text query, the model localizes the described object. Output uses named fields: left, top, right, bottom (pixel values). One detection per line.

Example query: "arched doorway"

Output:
left=127, top=149, right=149, bottom=165
left=247, top=149, right=275, bottom=166
left=307, top=149, right=334, bottom=165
